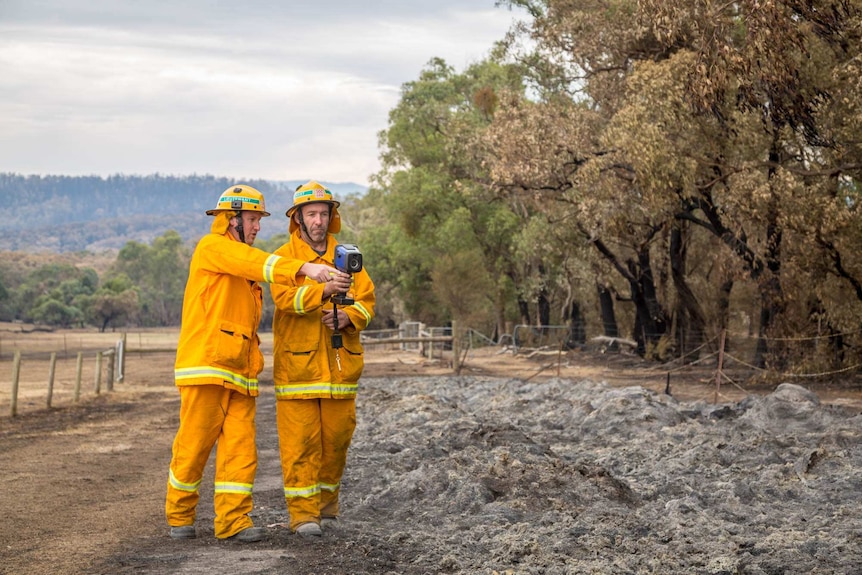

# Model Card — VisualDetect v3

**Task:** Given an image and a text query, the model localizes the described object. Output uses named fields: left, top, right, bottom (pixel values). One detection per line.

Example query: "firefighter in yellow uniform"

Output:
left=165, top=184, right=348, bottom=542
left=271, top=180, right=375, bottom=538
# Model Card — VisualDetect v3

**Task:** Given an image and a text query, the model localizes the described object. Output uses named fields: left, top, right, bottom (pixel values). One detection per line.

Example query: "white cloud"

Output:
left=0, top=1, right=523, bottom=184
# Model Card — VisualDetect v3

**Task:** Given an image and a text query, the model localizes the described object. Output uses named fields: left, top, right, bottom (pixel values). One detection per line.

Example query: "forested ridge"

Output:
left=0, top=173, right=366, bottom=252
left=4, top=1, right=862, bottom=382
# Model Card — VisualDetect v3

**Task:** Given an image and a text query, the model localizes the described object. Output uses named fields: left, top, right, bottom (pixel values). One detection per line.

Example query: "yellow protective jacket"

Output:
left=174, top=230, right=306, bottom=396
left=271, top=230, right=375, bottom=400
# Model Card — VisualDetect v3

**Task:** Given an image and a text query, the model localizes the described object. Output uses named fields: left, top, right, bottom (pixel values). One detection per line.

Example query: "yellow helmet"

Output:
left=286, top=180, right=341, bottom=233
left=206, top=184, right=271, bottom=216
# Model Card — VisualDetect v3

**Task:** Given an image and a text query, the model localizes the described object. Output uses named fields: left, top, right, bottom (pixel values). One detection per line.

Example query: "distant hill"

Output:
left=0, top=173, right=367, bottom=252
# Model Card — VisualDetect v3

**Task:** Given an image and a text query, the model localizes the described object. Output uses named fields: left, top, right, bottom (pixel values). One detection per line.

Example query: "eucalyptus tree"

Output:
left=485, top=0, right=685, bottom=357
left=0, top=280, right=9, bottom=321
left=79, top=274, right=140, bottom=332
left=492, top=0, right=862, bottom=370
left=369, top=57, right=527, bottom=337
left=112, top=230, right=189, bottom=326
left=637, top=0, right=862, bottom=368
left=15, top=264, right=98, bottom=327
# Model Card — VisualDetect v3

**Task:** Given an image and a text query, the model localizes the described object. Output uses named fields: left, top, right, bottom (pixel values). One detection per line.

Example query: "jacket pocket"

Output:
left=213, top=320, right=252, bottom=372
left=337, top=339, right=364, bottom=382
left=249, top=334, right=264, bottom=377
left=283, top=337, right=322, bottom=382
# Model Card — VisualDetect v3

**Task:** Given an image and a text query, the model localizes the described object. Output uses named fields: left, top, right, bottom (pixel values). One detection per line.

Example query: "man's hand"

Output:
left=301, top=263, right=350, bottom=285
left=322, top=308, right=352, bottom=331
left=323, top=273, right=352, bottom=298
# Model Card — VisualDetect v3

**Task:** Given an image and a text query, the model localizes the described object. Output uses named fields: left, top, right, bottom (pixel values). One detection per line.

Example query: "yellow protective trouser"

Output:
left=276, top=397, right=356, bottom=530
left=165, top=385, right=257, bottom=539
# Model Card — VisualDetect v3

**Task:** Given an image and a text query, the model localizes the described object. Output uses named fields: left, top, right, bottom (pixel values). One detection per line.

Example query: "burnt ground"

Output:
left=1, top=347, right=861, bottom=575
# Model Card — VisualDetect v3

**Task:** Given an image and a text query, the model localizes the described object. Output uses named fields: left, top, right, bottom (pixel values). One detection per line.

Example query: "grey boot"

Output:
left=295, top=522, right=322, bottom=538
left=169, top=525, right=196, bottom=539
left=230, top=526, right=266, bottom=542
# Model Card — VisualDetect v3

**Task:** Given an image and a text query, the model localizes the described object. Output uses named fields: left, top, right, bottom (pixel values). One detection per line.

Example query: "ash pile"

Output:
left=343, top=376, right=862, bottom=574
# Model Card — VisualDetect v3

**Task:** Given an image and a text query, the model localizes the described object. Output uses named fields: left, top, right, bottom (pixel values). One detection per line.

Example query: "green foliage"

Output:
left=14, top=263, right=99, bottom=326
left=83, top=289, right=140, bottom=333
left=0, top=277, right=12, bottom=321
left=364, top=57, right=530, bottom=333
left=111, top=230, right=189, bottom=326
left=29, top=299, right=83, bottom=328
left=429, top=209, right=497, bottom=331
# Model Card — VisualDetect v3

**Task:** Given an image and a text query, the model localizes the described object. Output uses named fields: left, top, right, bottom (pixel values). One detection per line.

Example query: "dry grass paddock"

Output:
left=0, top=325, right=188, bottom=415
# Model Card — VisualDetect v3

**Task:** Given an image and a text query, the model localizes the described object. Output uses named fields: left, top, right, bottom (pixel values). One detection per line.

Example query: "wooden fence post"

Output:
left=74, top=352, right=83, bottom=402
left=47, top=352, right=57, bottom=408
left=94, top=351, right=103, bottom=395
left=10, top=350, right=21, bottom=417
left=106, top=350, right=114, bottom=392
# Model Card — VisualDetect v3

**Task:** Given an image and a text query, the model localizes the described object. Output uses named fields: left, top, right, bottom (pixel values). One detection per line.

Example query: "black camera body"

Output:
left=334, top=243, right=363, bottom=274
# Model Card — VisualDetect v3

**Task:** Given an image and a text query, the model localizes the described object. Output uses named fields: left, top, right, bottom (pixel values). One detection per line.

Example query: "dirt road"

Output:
left=1, top=348, right=860, bottom=574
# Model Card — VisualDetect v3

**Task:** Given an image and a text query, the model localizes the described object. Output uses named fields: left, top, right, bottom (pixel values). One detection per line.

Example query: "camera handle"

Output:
left=331, top=299, right=343, bottom=349
left=330, top=280, right=354, bottom=350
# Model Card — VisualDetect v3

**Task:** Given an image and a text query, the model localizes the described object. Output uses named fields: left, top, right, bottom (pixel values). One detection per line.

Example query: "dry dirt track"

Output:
left=1, top=347, right=861, bottom=575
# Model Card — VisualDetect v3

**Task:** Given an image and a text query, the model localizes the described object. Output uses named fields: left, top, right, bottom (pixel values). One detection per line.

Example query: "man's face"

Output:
left=299, top=203, right=331, bottom=244
left=232, top=212, right=263, bottom=245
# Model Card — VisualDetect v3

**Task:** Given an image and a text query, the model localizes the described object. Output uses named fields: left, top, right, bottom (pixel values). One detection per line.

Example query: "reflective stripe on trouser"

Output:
left=165, top=385, right=258, bottom=538
left=276, top=397, right=356, bottom=530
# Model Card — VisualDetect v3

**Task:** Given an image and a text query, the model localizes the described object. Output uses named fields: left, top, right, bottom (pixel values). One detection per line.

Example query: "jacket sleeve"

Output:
left=195, top=234, right=305, bottom=285
left=342, top=269, right=375, bottom=332
left=271, top=279, right=328, bottom=315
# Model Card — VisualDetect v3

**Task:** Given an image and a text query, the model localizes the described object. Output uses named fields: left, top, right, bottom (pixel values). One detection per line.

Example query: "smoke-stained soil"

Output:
left=1, top=349, right=860, bottom=575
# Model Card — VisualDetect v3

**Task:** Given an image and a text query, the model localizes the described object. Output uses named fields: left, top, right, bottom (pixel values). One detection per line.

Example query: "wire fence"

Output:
left=4, top=322, right=861, bottom=418
left=359, top=320, right=862, bottom=383
left=4, top=337, right=125, bottom=417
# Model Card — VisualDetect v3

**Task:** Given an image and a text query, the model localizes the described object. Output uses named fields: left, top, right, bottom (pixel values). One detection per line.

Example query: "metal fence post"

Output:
left=118, top=334, right=126, bottom=384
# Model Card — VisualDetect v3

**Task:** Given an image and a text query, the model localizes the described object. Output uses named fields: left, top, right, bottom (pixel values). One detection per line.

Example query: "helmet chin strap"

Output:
left=298, top=210, right=310, bottom=238
left=234, top=212, right=246, bottom=243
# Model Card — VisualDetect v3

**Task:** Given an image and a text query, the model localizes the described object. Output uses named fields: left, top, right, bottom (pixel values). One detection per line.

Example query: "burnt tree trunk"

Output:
left=717, top=278, right=734, bottom=332
left=669, top=223, right=706, bottom=359
left=517, top=298, right=530, bottom=327
left=629, top=246, right=667, bottom=356
left=584, top=221, right=667, bottom=358
left=537, top=263, right=551, bottom=328
left=565, top=300, right=586, bottom=349
left=754, top=140, right=785, bottom=368
left=597, top=283, right=619, bottom=351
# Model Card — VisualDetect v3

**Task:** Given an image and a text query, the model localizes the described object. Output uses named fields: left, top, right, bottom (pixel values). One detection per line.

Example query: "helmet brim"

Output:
left=285, top=199, right=340, bottom=219
left=207, top=209, right=271, bottom=216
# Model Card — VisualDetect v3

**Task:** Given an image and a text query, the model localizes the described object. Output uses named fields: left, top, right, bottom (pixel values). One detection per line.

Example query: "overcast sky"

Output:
left=0, top=1, right=524, bottom=186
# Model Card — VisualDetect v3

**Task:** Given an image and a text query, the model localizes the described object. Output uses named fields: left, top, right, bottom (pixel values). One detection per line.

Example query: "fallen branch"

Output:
left=590, top=335, right=638, bottom=349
